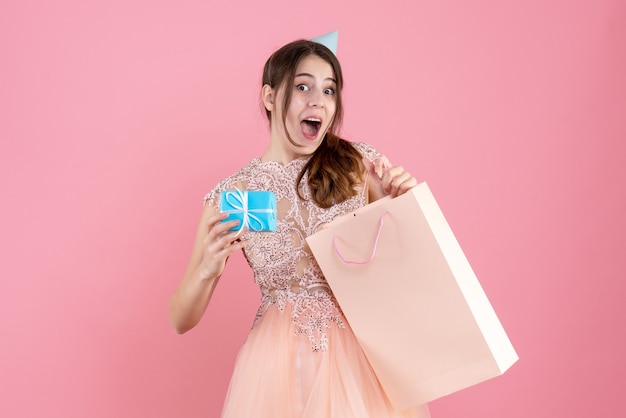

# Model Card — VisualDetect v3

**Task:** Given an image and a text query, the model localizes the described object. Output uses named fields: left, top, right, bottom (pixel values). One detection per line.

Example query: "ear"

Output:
left=261, top=84, right=275, bottom=112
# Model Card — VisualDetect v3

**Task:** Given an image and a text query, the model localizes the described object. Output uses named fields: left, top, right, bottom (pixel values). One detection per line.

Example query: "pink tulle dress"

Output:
left=204, top=142, right=430, bottom=418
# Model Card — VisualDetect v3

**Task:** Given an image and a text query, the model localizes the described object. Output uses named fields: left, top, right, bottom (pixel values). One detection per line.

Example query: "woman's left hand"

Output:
left=363, top=155, right=418, bottom=201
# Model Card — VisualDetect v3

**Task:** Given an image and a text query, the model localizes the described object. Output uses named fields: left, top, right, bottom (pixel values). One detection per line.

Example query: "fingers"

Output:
left=206, top=214, right=248, bottom=247
left=383, top=166, right=418, bottom=197
left=198, top=213, right=249, bottom=280
left=363, top=155, right=417, bottom=199
left=204, top=212, right=249, bottom=257
left=206, top=212, right=235, bottom=237
left=380, top=165, right=418, bottom=198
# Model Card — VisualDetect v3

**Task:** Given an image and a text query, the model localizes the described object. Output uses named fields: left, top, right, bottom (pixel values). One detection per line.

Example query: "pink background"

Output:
left=1, top=0, right=625, bottom=417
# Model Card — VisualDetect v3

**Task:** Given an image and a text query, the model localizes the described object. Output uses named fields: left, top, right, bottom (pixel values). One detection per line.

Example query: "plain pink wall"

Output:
left=1, top=0, right=625, bottom=417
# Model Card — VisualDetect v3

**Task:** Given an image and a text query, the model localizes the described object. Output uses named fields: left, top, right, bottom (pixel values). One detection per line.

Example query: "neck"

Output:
left=260, top=146, right=310, bottom=165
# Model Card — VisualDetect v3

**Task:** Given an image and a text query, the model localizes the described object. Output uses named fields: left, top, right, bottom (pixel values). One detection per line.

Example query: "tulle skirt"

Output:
left=221, top=300, right=430, bottom=418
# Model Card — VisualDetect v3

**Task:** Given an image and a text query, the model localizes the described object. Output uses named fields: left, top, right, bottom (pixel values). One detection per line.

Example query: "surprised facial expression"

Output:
left=271, top=54, right=338, bottom=157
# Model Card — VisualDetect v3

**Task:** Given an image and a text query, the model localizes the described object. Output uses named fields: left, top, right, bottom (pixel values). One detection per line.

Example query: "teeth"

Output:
left=305, top=118, right=321, bottom=122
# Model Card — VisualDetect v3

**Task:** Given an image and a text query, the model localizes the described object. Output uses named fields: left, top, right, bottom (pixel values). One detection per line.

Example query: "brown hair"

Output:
left=262, top=39, right=364, bottom=208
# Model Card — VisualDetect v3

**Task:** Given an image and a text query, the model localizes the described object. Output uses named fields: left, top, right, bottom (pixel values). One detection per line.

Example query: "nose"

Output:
left=308, top=89, right=325, bottom=108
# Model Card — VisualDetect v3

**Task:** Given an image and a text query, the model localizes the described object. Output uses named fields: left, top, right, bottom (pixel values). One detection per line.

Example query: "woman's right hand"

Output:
left=197, top=209, right=249, bottom=281
left=169, top=205, right=249, bottom=334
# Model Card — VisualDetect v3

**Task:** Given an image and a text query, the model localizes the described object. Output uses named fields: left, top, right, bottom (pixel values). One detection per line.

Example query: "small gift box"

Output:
left=219, top=190, right=277, bottom=232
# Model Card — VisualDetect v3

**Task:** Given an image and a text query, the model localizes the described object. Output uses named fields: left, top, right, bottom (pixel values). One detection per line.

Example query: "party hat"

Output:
left=311, top=31, right=338, bottom=55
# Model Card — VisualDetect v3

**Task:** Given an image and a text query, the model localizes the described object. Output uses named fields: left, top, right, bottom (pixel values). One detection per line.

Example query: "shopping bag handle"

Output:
left=360, top=156, right=387, bottom=206
left=332, top=211, right=388, bottom=265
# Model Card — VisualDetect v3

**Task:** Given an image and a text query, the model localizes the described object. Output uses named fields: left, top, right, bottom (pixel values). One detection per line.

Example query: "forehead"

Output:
left=295, top=54, right=335, bottom=81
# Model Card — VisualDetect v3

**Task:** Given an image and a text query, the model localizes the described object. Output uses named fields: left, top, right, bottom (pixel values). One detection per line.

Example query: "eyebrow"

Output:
left=295, top=72, right=337, bottom=84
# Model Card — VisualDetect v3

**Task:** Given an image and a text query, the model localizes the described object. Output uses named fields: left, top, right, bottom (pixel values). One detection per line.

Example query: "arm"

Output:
left=362, top=155, right=418, bottom=203
left=168, top=204, right=249, bottom=334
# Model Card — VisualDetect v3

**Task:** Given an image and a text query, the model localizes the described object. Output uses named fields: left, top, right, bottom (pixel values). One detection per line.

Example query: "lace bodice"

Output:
left=204, top=142, right=379, bottom=351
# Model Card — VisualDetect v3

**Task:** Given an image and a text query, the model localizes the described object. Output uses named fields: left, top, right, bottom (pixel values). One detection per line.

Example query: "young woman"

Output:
left=169, top=39, right=430, bottom=418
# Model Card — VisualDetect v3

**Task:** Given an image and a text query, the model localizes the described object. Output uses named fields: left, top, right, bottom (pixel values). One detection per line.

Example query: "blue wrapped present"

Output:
left=219, top=189, right=277, bottom=232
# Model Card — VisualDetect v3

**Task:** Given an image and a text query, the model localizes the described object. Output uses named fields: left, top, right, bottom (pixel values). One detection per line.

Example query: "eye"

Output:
left=296, top=84, right=310, bottom=91
left=323, top=87, right=335, bottom=95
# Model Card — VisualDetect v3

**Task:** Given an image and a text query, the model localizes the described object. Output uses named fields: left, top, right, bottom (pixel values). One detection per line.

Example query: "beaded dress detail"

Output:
left=205, top=142, right=429, bottom=418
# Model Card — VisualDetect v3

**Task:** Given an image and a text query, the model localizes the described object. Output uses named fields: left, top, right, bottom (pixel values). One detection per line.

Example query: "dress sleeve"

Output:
left=351, top=141, right=381, bottom=162
left=202, top=190, right=216, bottom=207
left=202, top=179, right=227, bottom=207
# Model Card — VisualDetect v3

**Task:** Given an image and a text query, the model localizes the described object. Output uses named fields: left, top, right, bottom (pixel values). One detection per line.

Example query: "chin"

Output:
left=302, top=138, right=324, bottom=153
left=295, top=145, right=319, bottom=158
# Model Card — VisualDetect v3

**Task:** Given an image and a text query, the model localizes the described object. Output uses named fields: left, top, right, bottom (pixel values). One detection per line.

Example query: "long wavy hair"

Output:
left=262, top=39, right=364, bottom=208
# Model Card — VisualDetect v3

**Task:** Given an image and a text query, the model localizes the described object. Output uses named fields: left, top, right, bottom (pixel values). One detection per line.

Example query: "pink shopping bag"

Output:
left=306, top=182, right=518, bottom=411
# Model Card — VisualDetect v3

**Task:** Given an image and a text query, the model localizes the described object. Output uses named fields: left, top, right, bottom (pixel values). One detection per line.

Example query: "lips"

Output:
left=301, top=117, right=322, bottom=140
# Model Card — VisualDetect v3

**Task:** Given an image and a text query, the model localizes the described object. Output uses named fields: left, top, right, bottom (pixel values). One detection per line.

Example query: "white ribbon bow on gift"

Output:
left=223, top=189, right=276, bottom=236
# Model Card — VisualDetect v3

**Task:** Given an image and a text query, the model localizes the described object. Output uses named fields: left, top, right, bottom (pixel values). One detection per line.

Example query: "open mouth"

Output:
left=301, top=118, right=322, bottom=139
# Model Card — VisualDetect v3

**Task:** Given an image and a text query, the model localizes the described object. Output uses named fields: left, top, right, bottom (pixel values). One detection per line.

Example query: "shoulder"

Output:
left=202, top=158, right=260, bottom=206
left=349, top=141, right=381, bottom=161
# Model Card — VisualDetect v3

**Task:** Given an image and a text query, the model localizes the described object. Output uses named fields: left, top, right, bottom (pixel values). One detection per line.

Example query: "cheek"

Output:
left=327, top=101, right=337, bottom=119
left=287, top=108, right=300, bottom=126
left=288, top=99, right=305, bottom=119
